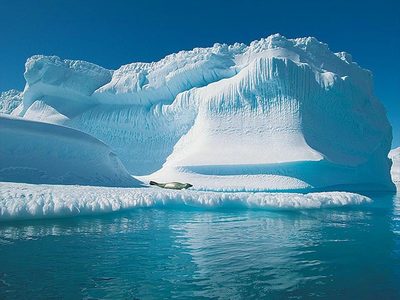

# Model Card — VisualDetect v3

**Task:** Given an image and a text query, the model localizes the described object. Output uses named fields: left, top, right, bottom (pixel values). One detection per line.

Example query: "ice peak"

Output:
left=291, top=36, right=331, bottom=56
left=335, top=51, right=353, bottom=64
left=24, top=55, right=111, bottom=83
left=248, top=33, right=291, bottom=51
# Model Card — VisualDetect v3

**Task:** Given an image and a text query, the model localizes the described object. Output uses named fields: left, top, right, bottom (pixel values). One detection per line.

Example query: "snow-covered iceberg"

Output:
left=0, top=115, right=140, bottom=187
left=389, top=147, right=400, bottom=183
left=7, top=34, right=395, bottom=191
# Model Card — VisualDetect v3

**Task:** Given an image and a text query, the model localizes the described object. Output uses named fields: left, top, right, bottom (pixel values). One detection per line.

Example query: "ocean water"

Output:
left=0, top=192, right=399, bottom=299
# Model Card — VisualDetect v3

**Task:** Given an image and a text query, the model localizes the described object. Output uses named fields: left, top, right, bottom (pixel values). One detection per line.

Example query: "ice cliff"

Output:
left=3, top=34, right=395, bottom=191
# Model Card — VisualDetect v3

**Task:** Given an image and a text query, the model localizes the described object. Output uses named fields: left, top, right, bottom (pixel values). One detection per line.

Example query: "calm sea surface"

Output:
left=0, top=192, right=399, bottom=299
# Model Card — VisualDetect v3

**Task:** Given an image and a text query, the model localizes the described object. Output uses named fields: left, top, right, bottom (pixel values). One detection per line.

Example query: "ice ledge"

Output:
left=0, top=182, right=372, bottom=221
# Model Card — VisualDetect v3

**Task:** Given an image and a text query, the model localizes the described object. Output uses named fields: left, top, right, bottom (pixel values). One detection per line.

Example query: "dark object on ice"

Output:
left=149, top=181, right=193, bottom=190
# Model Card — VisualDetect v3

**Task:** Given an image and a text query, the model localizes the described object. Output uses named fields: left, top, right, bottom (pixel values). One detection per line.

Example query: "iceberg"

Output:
left=0, top=115, right=140, bottom=187
left=3, top=34, right=395, bottom=192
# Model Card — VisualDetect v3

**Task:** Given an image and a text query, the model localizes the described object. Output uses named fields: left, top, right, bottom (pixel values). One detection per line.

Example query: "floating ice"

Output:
left=0, top=182, right=372, bottom=221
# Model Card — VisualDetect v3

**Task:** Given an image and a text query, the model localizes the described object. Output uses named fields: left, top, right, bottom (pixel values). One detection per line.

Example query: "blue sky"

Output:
left=0, top=0, right=399, bottom=146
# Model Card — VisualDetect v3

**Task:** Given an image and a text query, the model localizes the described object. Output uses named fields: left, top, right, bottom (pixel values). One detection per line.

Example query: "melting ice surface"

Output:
left=0, top=192, right=399, bottom=299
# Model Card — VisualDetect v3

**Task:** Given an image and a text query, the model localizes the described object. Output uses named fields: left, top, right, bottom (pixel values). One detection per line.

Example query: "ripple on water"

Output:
left=0, top=193, right=399, bottom=299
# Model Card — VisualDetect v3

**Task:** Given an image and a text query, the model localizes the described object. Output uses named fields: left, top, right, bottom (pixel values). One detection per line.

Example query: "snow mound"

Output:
left=0, top=182, right=372, bottom=221
left=12, top=34, right=395, bottom=191
left=0, top=115, right=141, bottom=187
left=0, top=89, right=22, bottom=114
left=389, top=148, right=400, bottom=183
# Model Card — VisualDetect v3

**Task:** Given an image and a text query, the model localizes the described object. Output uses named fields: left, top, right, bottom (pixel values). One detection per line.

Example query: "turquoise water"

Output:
left=0, top=192, right=399, bottom=299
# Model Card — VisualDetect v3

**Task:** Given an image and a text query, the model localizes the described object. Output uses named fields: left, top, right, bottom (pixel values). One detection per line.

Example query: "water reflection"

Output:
left=0, top=193, right=399, bottom=299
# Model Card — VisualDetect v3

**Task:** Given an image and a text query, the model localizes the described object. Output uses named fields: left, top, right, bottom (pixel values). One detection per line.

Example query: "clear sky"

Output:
left=0, top=0, right=399, bottom=146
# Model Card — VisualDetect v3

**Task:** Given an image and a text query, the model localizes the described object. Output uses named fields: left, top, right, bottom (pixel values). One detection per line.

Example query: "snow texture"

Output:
left=389, top=147, right=400, bottom=183
left=0, top=115, right=141, bottom=187
left=0, top=90, right=22, bottom=114
left=0, top=182, right=372, bottom=221
left=7, top=34, right=395, bottom=191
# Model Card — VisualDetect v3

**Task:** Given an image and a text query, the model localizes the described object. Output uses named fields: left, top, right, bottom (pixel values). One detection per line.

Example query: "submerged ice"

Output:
left=0, top=34, right=395, bottom=193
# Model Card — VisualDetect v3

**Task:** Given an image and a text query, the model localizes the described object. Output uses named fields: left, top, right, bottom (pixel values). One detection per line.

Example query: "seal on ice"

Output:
left=149, top=181, right=193, bottom=190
